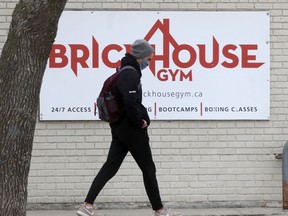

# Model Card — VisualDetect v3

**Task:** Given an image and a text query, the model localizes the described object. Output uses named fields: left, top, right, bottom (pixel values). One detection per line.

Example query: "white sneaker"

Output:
left=76, top=204, right=95, bottom=216
left=155, top=208, right=182, bottom=216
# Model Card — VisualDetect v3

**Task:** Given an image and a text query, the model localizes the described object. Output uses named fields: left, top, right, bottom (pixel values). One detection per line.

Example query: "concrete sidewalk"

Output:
left=27, top=207, right=288, bottom=216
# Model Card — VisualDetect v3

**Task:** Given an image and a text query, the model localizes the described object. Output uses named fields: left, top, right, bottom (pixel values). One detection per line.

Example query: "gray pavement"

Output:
left=27, top=207, right=288, bottom=216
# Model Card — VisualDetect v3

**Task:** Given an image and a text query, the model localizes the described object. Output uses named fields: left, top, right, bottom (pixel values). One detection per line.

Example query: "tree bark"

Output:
left=0, top=1, right=67, bottom=215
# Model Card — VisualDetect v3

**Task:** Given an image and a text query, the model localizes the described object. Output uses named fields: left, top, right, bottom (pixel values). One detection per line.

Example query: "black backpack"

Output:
left=96, top=66, right=135, bottom=123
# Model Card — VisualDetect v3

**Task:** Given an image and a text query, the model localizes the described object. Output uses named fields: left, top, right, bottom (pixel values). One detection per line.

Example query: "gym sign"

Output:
left=40, top=11, right=270, bottom=120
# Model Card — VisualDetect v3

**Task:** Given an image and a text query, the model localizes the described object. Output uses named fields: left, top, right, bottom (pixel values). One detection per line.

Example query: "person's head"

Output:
left=131, top=39, right=154, bottom=70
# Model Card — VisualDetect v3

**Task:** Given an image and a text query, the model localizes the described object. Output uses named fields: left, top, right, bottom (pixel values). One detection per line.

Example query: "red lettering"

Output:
left=145, top=19, right=175, bottom=75
left=222, top=44, right=239, bottom=68
left=173, top=44, right=196, bottom=68
left=123, top=44, right=132, bottom=53
left=198, top=37, right=219, bottom=68
left=48, top=19, right=265, bottom=79
left=102, top=44, right=123, bottom=68
left=180, top=70, right=192, bottom=81
left=240, top=44, right=264, bottom=68
left=168, top=69, right=179, bottom=81
left=157, top=69, right=168, bottom=81
left=156, top=69, right=193, bottom=81
left=69, top=44, right=89, bottom=76
left=92, top=37, right=99, bottom=69
left=49, top=44, right=68, bottom=68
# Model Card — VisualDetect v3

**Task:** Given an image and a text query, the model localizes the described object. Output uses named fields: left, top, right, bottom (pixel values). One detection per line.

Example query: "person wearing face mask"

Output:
left=76, top=39, right=182, bottom=216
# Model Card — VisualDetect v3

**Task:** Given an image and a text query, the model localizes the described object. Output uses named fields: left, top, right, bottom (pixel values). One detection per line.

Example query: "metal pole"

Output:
left=282, top=141, right=288, bottom=209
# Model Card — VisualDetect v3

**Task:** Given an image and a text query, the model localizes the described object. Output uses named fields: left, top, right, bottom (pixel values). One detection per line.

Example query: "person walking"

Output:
left=77, top=39, right=182, bottom=216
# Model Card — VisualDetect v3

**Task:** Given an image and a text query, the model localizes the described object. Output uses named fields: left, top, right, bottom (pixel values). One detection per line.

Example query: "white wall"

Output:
left=1, top=0, right=288, bottom=209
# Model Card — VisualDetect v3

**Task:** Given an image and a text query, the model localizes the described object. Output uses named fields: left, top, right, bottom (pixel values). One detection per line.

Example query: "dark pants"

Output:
left=84, top=117, right=163, bottom=210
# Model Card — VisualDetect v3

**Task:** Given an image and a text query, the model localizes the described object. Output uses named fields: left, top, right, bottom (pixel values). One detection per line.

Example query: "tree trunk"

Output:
left=0, top=1, right=67, bottom=215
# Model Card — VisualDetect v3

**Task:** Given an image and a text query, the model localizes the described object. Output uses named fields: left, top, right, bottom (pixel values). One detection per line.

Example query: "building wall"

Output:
left=1, top=0, right=288, bottom=209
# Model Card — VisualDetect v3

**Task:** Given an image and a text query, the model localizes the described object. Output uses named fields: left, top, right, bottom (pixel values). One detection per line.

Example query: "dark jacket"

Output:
left=115, top=53, right=150, bottom=128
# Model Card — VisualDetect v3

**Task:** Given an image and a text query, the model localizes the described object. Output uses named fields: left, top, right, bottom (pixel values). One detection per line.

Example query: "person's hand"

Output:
left=142, top=119, right=148, bottom=128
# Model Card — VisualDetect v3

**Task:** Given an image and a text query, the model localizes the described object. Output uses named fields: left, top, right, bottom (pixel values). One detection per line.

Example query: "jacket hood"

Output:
left=120, top=53, right=141, bottom=77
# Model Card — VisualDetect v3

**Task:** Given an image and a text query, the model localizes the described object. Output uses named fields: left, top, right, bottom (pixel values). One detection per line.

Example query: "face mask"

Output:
left=140, top=59, right=149, bottom=70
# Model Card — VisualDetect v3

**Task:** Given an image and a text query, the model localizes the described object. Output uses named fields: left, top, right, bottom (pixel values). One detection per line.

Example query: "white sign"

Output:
left=40, top=11, right=270, bottom=120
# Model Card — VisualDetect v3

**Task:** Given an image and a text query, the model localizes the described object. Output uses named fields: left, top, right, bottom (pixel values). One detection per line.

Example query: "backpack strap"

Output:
left=117, top=65, right=136, bottom=73
left=109, top=66, right=136, bottom=93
